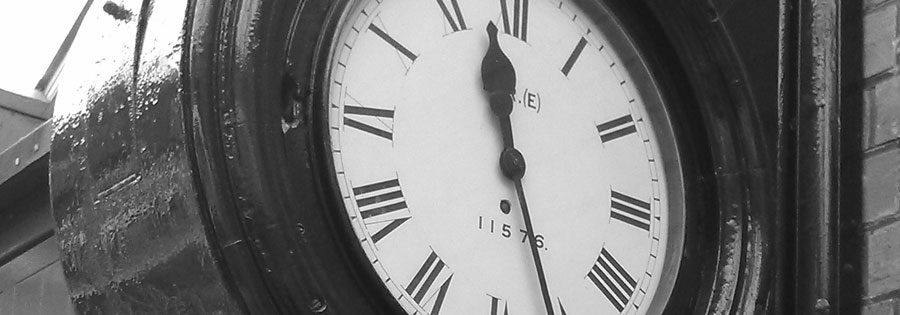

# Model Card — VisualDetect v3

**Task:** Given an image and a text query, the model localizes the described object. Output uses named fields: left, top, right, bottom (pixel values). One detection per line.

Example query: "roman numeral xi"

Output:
left=437, top=0, right=467, bottom=32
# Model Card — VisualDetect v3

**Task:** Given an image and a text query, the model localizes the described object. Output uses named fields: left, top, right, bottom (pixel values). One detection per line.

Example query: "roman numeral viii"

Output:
left=596, top=114, right=637, bottom=143
left=344, top=103, right=394, bottom=141
left=587, top=247, right=637, bottom=312
left=499, top=0, right=529, bottom=41
left=353, top=178, right=411, bottom=243
left=407, top=250, right=453, bottom=314
left=610, top=189, right=652, bottom=232
left=437, top=0, right=467, bottom=32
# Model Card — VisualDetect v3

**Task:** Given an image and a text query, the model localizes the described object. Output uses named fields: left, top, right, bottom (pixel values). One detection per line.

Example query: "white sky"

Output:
left=0, top=0, right=87, bottom=95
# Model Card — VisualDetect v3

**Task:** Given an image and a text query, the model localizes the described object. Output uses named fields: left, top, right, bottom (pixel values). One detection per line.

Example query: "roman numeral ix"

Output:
left=437, top=0, right=467, bottom=32
left=500, top=0, right=529, bottom=41
left=353, top=178, right=411, bottom=243
left=610, top=189, right=652, bottom=232
left=587, top=247, right=637, bottom=312
left=343, top=100, right=395, bottom=141
left=407, top=251, right=453, bottom=314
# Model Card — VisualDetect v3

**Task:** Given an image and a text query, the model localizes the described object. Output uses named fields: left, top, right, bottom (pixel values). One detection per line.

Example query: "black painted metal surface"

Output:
left=44, top=0, right=790, bottom=314
left=49, top=1, right=245, bottom=313
left=785, top=0, right=862, bottom=313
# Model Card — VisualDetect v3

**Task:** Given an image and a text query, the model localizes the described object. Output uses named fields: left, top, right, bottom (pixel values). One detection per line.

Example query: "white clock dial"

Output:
left=326, top=0, right=684, bottom=314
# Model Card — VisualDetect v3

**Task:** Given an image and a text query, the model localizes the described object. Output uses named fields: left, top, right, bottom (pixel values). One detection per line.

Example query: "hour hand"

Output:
left=481, top=22, right=516, bottom=95
left=482, top=22, right=517, bottom=148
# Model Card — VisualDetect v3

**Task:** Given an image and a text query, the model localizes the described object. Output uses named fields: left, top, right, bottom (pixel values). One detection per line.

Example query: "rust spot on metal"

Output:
left=102, top=1, right=133, bottom=21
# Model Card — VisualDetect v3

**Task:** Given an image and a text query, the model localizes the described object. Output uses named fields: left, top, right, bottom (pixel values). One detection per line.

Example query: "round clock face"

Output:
left=324, top=0, right=684, bottom=314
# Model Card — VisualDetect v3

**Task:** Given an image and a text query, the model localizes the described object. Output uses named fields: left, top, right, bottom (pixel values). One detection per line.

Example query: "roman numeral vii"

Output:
left=407, top=250, right=453, bottom=314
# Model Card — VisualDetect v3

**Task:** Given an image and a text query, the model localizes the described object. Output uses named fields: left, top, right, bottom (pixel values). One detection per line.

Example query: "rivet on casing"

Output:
left=309, top=298, right=327, bottom=313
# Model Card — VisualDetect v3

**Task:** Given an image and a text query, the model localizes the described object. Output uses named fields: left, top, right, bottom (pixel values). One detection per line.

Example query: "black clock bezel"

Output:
left=185, top=0, right=775, bottom=313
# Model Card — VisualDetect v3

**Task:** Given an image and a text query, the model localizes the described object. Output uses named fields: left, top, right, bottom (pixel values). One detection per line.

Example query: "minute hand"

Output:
left=481, top=22, right=555, bottom=315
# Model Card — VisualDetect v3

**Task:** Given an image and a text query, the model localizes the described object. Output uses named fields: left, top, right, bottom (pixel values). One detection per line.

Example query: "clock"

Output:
left=185, top=0, right=775, bottom=313
left=321, top=0, right=683, bottom=314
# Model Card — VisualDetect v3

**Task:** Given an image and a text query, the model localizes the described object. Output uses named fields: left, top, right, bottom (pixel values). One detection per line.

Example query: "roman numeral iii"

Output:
left=587, top=247, right=637, bottom=312
left=407, top=250, right=453, bottom=314
left=436, top=0, right=467, bottom=32
left=344, top=103, right=395, bottom=141
left=596, top=114, right=637, bottom=143
left=499, top=0, right=529, bottom=41
left=610, top=189, right=652, bottom=232
left=353, top=178, right=411, bottom=243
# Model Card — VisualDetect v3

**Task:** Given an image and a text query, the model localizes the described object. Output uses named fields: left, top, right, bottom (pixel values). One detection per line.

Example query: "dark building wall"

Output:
left=862, top=0, right=900, bottom=313
left=0, top=237, right=75, bottom=315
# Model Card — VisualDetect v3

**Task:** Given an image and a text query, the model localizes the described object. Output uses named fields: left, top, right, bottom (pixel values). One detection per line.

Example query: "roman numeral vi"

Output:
left=489, top=295, right=509, bottom=315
